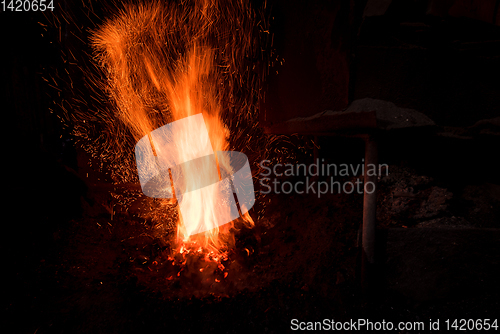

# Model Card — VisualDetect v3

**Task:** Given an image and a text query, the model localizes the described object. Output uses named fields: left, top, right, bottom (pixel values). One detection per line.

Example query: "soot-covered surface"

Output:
left=6, top=160, right=499, bottom=333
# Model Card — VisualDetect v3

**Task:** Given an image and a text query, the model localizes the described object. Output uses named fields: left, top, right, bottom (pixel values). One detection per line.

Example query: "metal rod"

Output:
left=362, top=135, right=378, bottom=292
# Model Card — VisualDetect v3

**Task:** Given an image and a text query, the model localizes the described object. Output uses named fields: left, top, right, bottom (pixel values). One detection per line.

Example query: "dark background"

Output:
left=2, top=0, right=500, bottom=333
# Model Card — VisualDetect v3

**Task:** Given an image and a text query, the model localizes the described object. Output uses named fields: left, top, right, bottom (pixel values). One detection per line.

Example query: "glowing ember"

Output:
left=90, top=0, right=257, bottom=254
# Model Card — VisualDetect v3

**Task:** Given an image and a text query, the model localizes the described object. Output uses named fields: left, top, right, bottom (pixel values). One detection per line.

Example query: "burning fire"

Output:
left=90, top=0, right=258, bottom=255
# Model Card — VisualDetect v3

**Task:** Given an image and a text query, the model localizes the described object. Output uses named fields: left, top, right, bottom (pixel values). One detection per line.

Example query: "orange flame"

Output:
left=91, top=0, right=256, bottom=253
